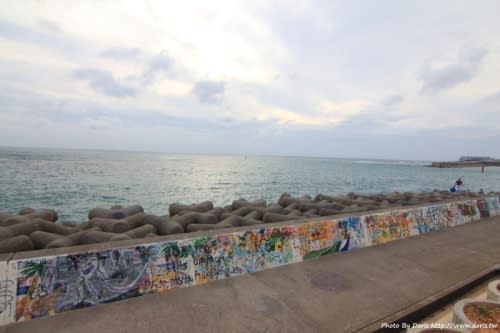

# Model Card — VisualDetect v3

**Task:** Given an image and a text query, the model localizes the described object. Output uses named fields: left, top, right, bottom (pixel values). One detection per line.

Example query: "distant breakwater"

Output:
left=431, top=160, right=500, bottom=168
left=1, top=190, right=497, bottom=253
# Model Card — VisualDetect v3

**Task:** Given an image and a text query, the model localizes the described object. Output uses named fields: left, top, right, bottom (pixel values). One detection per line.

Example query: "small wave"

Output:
left=354, top=159, right=427, bottom=166
left=354, top=160, right=382, bottom=165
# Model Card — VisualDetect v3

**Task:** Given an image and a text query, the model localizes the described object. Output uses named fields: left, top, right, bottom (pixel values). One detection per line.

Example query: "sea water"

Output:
left=1, top=146, right=499, bottom=222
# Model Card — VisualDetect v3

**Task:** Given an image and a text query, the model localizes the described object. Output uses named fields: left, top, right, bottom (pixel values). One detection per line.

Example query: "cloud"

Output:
left=317, top=99, right=369, bottom=125
left=80, top=116, right=122, bottom=130
left=335, top=97, right=408, bottom=132
left=101, top=47, right=141, bottom=60
left=72, top=68, right=137, bottom=98
left=480, top=90, right=500, bottom=115
left=1, top=2, right=500, bottom=160
left=192, top=80, right=225, bottom=104
left=382, top=94, right=403, bottom=107
left=482, top=90, right=500, bottom=105
left=0, top=18, right=80, bottom=53
left=100, top=49, right=172, bottom=85
left=147, top=52, right=170, bottom=72
left=420, top=47, right=487, bottom=94
left=141, top=51, right=171, bottom=84
left=248, top=98, right=370, bottom=127
left=36, top=18, right=62, bottom=33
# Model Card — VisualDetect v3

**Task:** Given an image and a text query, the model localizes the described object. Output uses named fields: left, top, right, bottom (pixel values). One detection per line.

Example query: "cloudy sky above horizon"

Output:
left=1, top=0, right=499, bottom=161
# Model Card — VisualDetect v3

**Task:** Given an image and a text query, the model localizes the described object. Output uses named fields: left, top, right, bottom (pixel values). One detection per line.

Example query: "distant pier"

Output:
left=431, top=160, right=500, bottom=168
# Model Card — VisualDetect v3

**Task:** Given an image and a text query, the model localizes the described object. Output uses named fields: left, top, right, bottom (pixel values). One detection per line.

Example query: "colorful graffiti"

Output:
left=476, top=199, right=491, bottom=218
left=484, top=197, right=500, bottom=216
left=14, top=242, right=197, bottom=321
left=402, top=204, right=455, bottom=234
left=363, top=211, right=414, bottom=246
left=1, top=196, right=498, bottom=325
left=455, top=201, right=480, bottom=223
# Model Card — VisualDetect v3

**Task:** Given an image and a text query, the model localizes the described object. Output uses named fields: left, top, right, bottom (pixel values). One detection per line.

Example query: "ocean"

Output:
left=1, top=146, right=499, bottom=222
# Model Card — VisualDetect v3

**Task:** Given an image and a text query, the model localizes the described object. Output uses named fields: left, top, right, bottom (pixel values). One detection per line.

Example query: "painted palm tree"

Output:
left=163, top=242, right=194, bottom=258
left=193, top=236, right=212, bottom=249
left=162, top=243, right=180, bottom=259
left=20, top=259, right=47, bottom=288
left=136, top=245, right=160, bottom=261
left=16, top=259, right=47, bottom=321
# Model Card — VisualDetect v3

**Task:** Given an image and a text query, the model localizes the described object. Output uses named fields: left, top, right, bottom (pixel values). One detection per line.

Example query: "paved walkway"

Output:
left=3, top=216, right=500, bottom=333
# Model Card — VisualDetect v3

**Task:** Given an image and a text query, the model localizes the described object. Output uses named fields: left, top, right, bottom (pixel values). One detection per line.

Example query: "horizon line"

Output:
left=0, top=144, right=444, bottom=163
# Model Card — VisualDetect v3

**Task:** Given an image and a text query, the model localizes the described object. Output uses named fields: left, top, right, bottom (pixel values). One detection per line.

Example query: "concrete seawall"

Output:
left=0, top=195, right=499, bottom=327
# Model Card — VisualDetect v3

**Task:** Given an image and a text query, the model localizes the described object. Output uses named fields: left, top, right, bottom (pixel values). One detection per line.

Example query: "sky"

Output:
left=0, top=1, right=499, bottom=161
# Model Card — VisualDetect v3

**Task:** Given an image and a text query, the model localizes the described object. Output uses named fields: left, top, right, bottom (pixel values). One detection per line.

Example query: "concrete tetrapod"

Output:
left=0, top=215, right=17, bottom=227
left=231, top=199, right=267, bottom=210
left=36, top=219, right=76, bottom=236
left=217, top=215, right=242, bottom=227
left=18, top=207, right=36, bottom=215
left=5, top=209, right=59, bottom=223
left=0, top=226, right=16, bottom=241
left=7, top=220, right=43, bottom=236
left=46, top=227, right=102, bottom=248
left=24, top=209, right=59, bottom=222
left=0, top=235, right=34, bottom=252
left=262, top=212, right=303, bottom=223
left=88, top=205, right=144, bottom=220
left=89, top=218, right=131, bottom=233
left=186, top=224, right=219, bottom=232
left=169, top=201, right=214, bottom=216
left=124, top=224, right=157, bottom=239
left=124, top=213, right=148, bottom=229
left=0, top=190, right=498, bottom=253
left=206, top=207, right=226, bottom=220
left=79, top=230, right=123, bottom=245
left=29, top=231, right=64, bottom=249
left=244, top=210, right=262, bottom=220
left=142, top=215, right=184, bottom=235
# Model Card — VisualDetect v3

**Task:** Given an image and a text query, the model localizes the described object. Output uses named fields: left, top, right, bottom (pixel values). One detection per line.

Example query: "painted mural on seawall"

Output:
left=1, top=196, right=499, bottom=325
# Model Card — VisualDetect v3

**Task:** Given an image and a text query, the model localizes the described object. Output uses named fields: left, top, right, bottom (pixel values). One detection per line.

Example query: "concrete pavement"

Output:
left=3, top=216, right=500, bottom=333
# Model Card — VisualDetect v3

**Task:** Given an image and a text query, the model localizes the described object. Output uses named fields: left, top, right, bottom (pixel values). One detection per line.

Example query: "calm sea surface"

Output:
left=1, top=147, right=499, bottom=222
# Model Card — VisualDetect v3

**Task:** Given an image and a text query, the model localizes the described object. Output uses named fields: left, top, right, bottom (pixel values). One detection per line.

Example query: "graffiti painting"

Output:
left=454, top=201, right=480, bottom=223
left=484, top=197, right=500, bottom=216
left=337, top=216, right=364, bottom=250
left=15, top=241, right=196, bottom=321
left=476, top=199, right=490, bottom=218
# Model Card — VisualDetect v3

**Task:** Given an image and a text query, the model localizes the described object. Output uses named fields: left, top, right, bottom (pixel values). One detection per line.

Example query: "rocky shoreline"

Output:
left=0, top=190, right=497, bottom=253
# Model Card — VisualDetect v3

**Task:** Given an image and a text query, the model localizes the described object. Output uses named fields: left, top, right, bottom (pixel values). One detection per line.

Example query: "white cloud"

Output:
left=420, top=47, right=487, bottom=94
left=81, top=116, right=122, bottom=130
left=149, top=80, right=192, bottom=97
left=72, top=68, right=138, bottom=98
left=1, top=1, right=500, bottom=159
left=192, top=80, right=225, bottom=105
left=317, top=99, right=370, bottom=125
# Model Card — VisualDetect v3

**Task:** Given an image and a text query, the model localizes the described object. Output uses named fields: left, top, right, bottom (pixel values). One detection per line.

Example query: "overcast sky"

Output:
left=1, top=1, right=499, bottom=161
